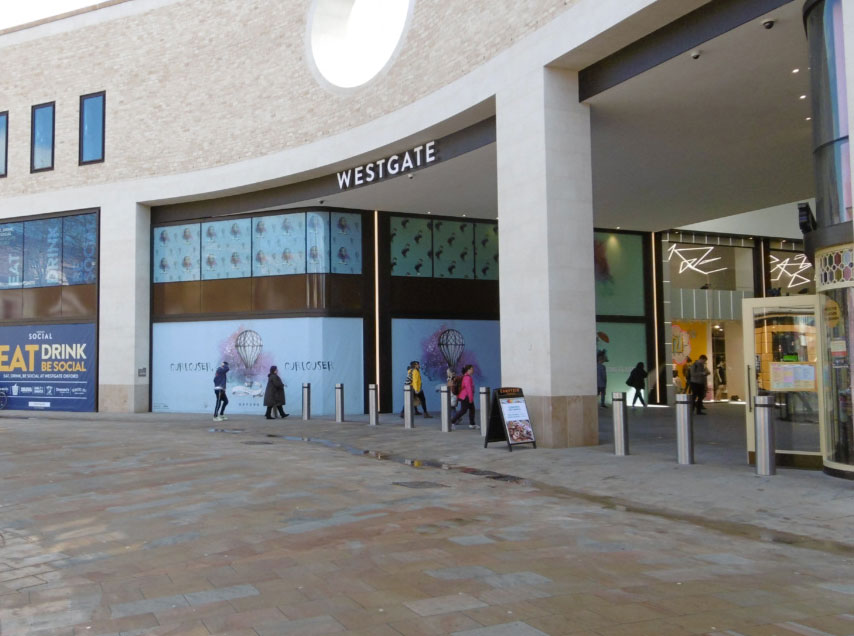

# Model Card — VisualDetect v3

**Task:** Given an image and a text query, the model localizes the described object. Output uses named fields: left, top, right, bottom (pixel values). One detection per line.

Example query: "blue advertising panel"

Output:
left=153, top=223, right=201, bottom=283
left=391, top=318, right=501, bottom=414
left=23, top=217, right=62, bottom=287
left=306, top=211, right=331, bottom=273
left=0, top=323, right=96, bottom=412
left=330, top=212, right=362, bottom=274
left=62, top=214, right=98, bottom=285
left=0, top=223, right=23, bottom=289
left=201, top=218, right=252, bottom=280
left=252, top=213, right=306, bottom=276
left=152, top=317, right=363, bottom=416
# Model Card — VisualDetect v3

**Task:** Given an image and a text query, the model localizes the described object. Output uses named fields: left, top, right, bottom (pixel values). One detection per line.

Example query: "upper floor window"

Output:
left=30, top=102, right=55, bottom=172
left=79, top=92, right=105, bottom=164
left=0, top=112, right=7, bottom=178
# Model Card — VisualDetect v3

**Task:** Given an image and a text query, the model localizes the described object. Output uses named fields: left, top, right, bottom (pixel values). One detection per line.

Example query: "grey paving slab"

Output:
left=425, top=566, right=496, bottom=580
left=404, top=593, right=489, bottom=616
left=448, top=534, right=495, bottom=545
left=184, top=583, right=259, bottom=605
left=110, top=594, right=190, bottom=619
left=452, top=621, right=549, bottom=635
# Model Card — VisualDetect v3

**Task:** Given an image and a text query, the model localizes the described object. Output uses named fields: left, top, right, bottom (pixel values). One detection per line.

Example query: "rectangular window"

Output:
left=62, top=214, right=98, bottom=285
left=31, top=102, right=55, bottom=172
left=79, top=92, right=105, bottom=164
left=23, top=217, right=62, bottom=287
left=0, top=111, right=7, bottom=177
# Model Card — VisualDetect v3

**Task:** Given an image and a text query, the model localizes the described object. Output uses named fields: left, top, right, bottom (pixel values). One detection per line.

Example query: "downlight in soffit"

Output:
left=308, top=0, right=414, bottom=89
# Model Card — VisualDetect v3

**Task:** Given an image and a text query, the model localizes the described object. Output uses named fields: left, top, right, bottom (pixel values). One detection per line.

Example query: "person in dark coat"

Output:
left=627, top=362, right=648, bottom=407
left=263, top=366, right=288, bottom=419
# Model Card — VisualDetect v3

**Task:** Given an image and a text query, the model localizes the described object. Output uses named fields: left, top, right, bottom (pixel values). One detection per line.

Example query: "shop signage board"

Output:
left=0, top=323, right=96, bottom=411
left=484, top=387, right=536, bottom=451
left=769, top=362, right=816, bottom=391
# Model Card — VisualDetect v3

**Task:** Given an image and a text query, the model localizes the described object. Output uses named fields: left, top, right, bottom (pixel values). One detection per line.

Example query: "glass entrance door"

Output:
left=742, top=296, right=824, bottom=463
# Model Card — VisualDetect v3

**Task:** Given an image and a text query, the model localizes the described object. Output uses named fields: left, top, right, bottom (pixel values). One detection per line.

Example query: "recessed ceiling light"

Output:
left=616, top=226, right=621, bottom=229
left=427, top=211, right=432, bottom=214
left=462, top=213, right=467, bottom=217
left=792, top=68, right=800, bottom=73
left=799, top=94, right=807, bottom=100
left=806, top=116, right=812, bottom=121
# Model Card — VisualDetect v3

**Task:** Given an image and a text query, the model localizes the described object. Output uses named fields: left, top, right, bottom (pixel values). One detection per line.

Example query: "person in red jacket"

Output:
left=451, top=364, right=476, bottom=429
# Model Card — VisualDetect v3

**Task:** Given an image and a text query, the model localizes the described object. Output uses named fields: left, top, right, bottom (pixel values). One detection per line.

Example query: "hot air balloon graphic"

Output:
left=235, top=329, right=263, bottom=386
left=206, top=226, right=217, bottom=240
left=438, top=328, right=465, bottom=376
left=255, top=219, right=266, bottom=236
left=336, top=216, right=350, bottom=234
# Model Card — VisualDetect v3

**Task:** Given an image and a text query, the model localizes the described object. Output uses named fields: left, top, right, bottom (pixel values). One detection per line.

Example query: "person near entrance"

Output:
left=451, top=364, right=476, bottom=429
left=682, top=357, right=692, bottom=394
left=626, top=362, right=648, bottom=406
left=689, top=355, right=710, bottom=414
left=400, top=361, right=432, bottom=418
left=263, top=365, right=288, bottom=419
left=213, top=361, right=229, bottom=421
left=596, top=352, right=607, bottom=407
left=715, top=359, right=727, bottom=401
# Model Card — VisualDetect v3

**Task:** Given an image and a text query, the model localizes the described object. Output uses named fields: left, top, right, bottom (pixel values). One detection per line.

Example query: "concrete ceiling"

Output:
left=285, top=0, right=814, bottom=234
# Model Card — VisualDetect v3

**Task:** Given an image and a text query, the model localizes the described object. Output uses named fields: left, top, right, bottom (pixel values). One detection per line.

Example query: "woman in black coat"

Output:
left=627, top=362, right=648, bottom=407
left=263, top=366, right=288, bottom=419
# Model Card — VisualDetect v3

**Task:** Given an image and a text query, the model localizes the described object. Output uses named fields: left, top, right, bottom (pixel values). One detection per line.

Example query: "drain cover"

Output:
left=393, top=481, right=447, bottom=489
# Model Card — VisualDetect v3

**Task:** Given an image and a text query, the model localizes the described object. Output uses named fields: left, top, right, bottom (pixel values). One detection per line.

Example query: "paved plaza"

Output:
left=0, top=405, right=852, bottom=635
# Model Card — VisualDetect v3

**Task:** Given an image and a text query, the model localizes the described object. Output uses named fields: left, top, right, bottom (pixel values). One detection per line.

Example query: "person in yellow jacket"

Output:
left=399, top=360, right=433, bottom=418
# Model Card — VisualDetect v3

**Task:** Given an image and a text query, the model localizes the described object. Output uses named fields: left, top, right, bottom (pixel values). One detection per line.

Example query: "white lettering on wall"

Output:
left=335, top=141, right=439, bottom=190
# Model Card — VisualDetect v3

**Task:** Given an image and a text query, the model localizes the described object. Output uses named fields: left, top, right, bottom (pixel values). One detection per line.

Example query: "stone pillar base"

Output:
left=524, top=394, right=598, bottom=448
left=99, top=384, right=150, bottom=413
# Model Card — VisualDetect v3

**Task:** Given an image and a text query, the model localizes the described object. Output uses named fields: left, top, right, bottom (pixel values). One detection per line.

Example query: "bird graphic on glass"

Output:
left=235, top=329, right=263, bottom=387
left=438, top=329, right=465, bottom=375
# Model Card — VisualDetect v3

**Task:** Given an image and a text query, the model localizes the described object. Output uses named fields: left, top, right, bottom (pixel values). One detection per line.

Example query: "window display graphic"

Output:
left=330, top=212, right=362, bottom=275
left=391, top=318, right=500, bottom=413
left=153, top=223, right=201, bottom=283
left=152, top=317, right=363, bottom=415
left=253, top=213, right=306, bottom=277
left=433, top=220, right=474, bottom=279
left=62, top=214, right=98, bottom=285
left=475, top=223, right=498, bottom=280
left=390, top=216, right=432, bottom=277
left=594, top=232, right=645, bottom=316
left=23, top=217, right=63, bottom=287
left=202, top=218, right=252, bottom=280
left=306, top=211, right=331, bottom=273
left=500, top=397, right=534, bottom=443
left=769, top=251, right=814, bottom=292
left=0, top=223, right=23, bottom=290
left=597, top=321, right=648, bottom=406
left=0, top=323, right=96, bottom=412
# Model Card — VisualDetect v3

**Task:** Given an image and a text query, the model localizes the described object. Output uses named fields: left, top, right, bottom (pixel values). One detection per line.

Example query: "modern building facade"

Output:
left=0, top=0, right=852, bottom=475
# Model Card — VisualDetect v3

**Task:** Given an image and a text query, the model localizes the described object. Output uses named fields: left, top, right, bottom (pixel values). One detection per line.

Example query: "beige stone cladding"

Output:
left=0, top=0, right=577, bottom=197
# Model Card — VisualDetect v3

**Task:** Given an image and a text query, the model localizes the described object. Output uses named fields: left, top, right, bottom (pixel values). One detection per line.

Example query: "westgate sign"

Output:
left=336, top=141, right=438, bottom=190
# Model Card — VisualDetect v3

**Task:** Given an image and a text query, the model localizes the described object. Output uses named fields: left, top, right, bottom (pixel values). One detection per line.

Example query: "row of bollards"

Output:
left=298, top=383, right=489, bottom=435
left=611, top=391, right=776, bottom=476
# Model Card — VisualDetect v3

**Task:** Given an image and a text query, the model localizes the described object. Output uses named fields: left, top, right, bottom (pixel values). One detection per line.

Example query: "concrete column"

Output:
left=98, top=199, right=150, bottom=412
left=496, top=66, right=597, bottom=448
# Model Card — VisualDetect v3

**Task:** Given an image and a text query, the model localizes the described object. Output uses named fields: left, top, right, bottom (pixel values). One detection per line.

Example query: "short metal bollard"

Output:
left=440, top=386, right=452, bottom=432
left=612, top=392, right=629, bottom=456
left=403, top=386, right=415, bottom=429
left=335, top=383, right=344, bottom=423
left=302, top=382, right=311, bottom=420
left=754, top=394, right=776, bottom=476
left=479, top=387, right=490, bottom=436
left=675, top=393, right=694, bottom=465
left=368, top=384, right=378, bottom=426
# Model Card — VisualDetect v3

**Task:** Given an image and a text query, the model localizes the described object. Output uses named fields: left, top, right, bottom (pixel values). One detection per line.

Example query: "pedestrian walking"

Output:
left=451, top=364, right=476, bottom=429
left=213, top=361, right=229, bottom=421
left=263, top=365, right=288, bottom=419
left=690, top=355, right=710, bottom=414
left=597, top=352, right=607, bottom=407
left=626, top=362, right=648, bottom=407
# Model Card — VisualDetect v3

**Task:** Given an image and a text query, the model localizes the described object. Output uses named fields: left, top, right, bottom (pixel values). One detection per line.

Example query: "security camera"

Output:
left=762, top=19, right=775, bottom=29
left=690, top=50, right=700, bottom=60
left=318, top=199, right=325, bottom=204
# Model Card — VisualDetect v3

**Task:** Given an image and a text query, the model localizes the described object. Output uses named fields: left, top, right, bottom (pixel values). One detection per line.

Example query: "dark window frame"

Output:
left=79, top=91, right=105, bottom=165
left=0, top=111, right=7, bottom=178
left=30, top=101, right=55, bottom=173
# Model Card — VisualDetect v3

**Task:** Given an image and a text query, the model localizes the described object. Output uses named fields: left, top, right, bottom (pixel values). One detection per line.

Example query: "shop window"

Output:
left=390, top=216, right=432, bottom=277
left=306, top=211, right=331, bottom=273
left=62, top=214, right=98, bottom=285
left=0, top=223, right=23, bottom=289
left=79, top=92, right=105, bottom=164
left=252, top=213, right=307, bottom=276
left=666, top=242, right=753, bottom=292
left=153, top=223, right=201, bottom=283
left=202, top=218, right=252, bottom=280
left=475, top=223, right=498, bottom=280
left=23, top=217, right=63, bottom=287
left=0, top=111, right=7, bottom=177
left=30, top=102, right=55, bottom=172
left=330, top=212, right=362, bottom=274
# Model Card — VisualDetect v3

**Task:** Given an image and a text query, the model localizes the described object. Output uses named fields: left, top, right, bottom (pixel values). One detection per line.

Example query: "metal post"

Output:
left=403, top=386, right=414, bottom=429
left=612, top=392, right=629, bottom=456
left=368, top=384, right=378, bottom=426
left=754, top=394, right=776, bottom=476
left=301, top=382, right=311, bottom=420
left=440, top=386, right=451, bottom=432
left=335, top=383, right=344, bottom=423
left=479, top=387, right=490, bottom=436
left=675, top=393, right=694, bottom=465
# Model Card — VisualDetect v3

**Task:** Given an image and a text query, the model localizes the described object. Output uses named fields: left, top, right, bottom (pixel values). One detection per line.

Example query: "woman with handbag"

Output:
left=451, top=364, right=476, bottom=429
left=263, top=366, right=288, bottom=419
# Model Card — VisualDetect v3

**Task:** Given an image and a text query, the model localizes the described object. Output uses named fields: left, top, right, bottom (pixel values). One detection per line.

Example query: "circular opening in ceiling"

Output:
left=308, top=0, right=413, bottom=89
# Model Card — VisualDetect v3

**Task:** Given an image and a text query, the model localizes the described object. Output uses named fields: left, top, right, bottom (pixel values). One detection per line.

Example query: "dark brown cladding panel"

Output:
left=389, top=277, right=499, bottom=319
